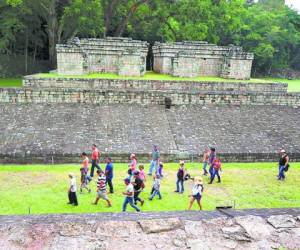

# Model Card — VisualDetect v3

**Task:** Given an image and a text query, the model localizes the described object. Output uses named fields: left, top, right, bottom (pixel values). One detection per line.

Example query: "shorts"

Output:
left=97, top=191, right=109, bottom=201
left=192, top=193, right=202, bottom=201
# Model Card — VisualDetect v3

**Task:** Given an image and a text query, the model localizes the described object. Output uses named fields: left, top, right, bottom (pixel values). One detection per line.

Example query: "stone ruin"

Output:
left=153, top=41, right=254, bottom=80
left=1, top=208, right=300, bottom=249
left=56, top=37, right=149, bottom=77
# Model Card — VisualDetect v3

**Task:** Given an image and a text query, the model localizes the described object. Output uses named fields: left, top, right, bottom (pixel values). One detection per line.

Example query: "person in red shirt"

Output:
left=90, top=144, right=101, bottom=177
left=209, top=157, right=221, bottom=184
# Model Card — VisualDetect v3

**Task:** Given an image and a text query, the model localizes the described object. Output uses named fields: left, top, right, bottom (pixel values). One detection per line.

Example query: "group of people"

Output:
left=67, top=144, right=290, bottom=211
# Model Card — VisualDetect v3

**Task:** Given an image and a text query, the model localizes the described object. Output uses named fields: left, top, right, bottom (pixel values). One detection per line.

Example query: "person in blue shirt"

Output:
left=208, top=147, right=216, bottom=181
left=105, top=157, right=114, bottom=193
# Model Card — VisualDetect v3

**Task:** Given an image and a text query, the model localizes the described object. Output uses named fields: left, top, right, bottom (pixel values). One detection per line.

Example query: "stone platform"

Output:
left=1, top=208, right=300, bottom=249
left=0, top=76, right=300, bottom=163
left=0, top=104, right=300, bottom=163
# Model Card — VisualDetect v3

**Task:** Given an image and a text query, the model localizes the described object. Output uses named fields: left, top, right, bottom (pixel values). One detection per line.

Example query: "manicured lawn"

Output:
left=0, top=78, right=22, bottom=87
left=0, top=162, right=299, bottom=215
left=264, top=78, right=300, bottom=92
left=37, top=71, right=274, bottom=83
left=1, top=74, right=300, bottom=92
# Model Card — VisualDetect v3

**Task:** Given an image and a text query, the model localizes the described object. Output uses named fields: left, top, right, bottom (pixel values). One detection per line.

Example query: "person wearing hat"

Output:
left=175, top=160, right=186, bottom=193
left=132, top=170, right=145, bottom=206
left=122, top=178, right=140, bottom=212
left=67, top=173, right=78, bottom=206
left=188, top=176, right=204, bottom=210
left=278, top=149, right=289, bottom=181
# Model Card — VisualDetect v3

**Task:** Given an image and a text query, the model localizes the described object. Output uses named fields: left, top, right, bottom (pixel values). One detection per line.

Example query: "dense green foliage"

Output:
left=0, top=162, right=299, bottom=215
left=1, top=0, right=300, bottom=76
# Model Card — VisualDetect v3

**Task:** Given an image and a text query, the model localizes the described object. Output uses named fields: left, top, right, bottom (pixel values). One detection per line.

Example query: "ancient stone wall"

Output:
left=23, top=76, right=288, bottom=93
left=56, top=37, right=148, bottom=76
left=153, top=41, right=254, bottom=79
left=1, top=208, right=300, bottom=250
left=1, top=87, right=299, bottom=106
left=0, top=103, right=299, bottom=163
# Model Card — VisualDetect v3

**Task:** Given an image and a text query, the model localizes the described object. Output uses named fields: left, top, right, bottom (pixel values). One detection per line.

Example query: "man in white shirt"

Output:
left=68, top=173, right=78, bottom=206
left=122, top=178, right=140, bottom=212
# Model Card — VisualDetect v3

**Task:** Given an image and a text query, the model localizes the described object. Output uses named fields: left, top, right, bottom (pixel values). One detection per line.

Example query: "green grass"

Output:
left=0, top=78, right=22, bottom=87
left=264, top=78, right=300, bottom=92
left=0, top=162, right=299, bottom=215
left=37, top=71, right=274, bottom=83
left=1, top=73, right=300, bottom=92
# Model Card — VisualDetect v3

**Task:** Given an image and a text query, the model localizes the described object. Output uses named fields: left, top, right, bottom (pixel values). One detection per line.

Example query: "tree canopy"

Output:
left=1, top=0, right=300, bottom=76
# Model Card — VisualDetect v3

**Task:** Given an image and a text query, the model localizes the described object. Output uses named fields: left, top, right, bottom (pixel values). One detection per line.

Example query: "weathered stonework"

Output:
left=153, top=41, right=254, bottom=79
left=0, top=208, right=300, bottom=250
left=0, top=103, right=299, bottom=163
left=1, top=87, right=299, bottom=106
left=23, top=76, right=288, bottom=93
left=56, top=37, right=149, bottom=76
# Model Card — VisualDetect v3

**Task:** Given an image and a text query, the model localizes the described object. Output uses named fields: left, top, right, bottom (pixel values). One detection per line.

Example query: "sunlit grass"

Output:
left=0, top=162, right=299, bottom=215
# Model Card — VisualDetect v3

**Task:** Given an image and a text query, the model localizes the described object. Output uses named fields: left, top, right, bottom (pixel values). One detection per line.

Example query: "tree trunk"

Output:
left=25, top=29, right=28, bottom=74
left=103, top=0, right=119, bottom=37
left=114, top=0, right=149, bottom=37
left=47, top=0, right=58, bottom=69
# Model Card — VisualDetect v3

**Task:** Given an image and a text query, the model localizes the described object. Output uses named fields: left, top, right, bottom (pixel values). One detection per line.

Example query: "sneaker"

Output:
left=141, top=200, right=144, bottom=206
left=174, top=190, right=179, bottom=193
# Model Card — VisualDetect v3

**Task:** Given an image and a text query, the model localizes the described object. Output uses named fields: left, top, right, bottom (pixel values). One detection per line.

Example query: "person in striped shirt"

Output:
left=92, top=169, right=112, bottom=207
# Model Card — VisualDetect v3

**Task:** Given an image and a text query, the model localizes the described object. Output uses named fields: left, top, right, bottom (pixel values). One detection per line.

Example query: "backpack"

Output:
left=213, top=160, right=221, bottom=170
left=284, top=164, right=290, bottom=172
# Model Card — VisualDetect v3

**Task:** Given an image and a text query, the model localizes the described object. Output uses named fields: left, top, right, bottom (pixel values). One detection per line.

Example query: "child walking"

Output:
left=149, top=174, right=162, bottom=200
left=67, top=173, right=78, bottom=206
left=92, top=170, right=112, bottom=207
left=122, top=178, right=140, bottom=212
left=175, top=160, right=185, bottom=193
left=138, top=165, right=146, bottom=182
left=188, top=177, right=204, bottom=210
left=80, top=152, right=91, bottom=193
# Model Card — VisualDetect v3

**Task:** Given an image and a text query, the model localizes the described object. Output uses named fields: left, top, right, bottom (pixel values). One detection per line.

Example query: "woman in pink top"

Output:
left=128, top=153, right=137, bottom=176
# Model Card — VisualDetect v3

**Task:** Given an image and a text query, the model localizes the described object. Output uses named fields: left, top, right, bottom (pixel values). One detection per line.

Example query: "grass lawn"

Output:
left=0, top=73, right=300, bottom=92
left=0, top=78, right=22, bottom=87
left=37, top=71, right=274, bottom=83
left=0, top=162, right=299, bottom=215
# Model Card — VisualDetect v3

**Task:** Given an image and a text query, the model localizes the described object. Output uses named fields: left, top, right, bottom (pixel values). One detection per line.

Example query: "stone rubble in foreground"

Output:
left=0, top=208, right=300, bottom=250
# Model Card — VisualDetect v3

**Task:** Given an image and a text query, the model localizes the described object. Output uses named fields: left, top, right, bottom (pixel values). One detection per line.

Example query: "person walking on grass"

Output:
left=148, top=145, right=160, bottom=176
left=80, top=152, right=91, bottom=193
left=132, top=170, right=145, bottom=206
left=122, top=178, right=140, bottom=212
left=208, top=147, right=216, bottom=180
left=139, top=164, right=146, bottom=182
left=92, top=169, right=112, bottom=207
left=67, top=173, right=78, bottom=206
left=278, top=149, right=289, bottom=181
left=158, top=161, right=164, bottom=178
left=209, top=158, right=221, bottom=184
left=90, top=144, right=101, bottom=177
left=128, top=153, right=137, bottom=177
left=105, top=157, right=114, bottom=193
left=202, top=149, right=210, bottom=176
left=175, top=160, right=186, bottom=193
left=149, top=174, right=162, bottom=200
left=188, top=176, right=204, bottom=210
